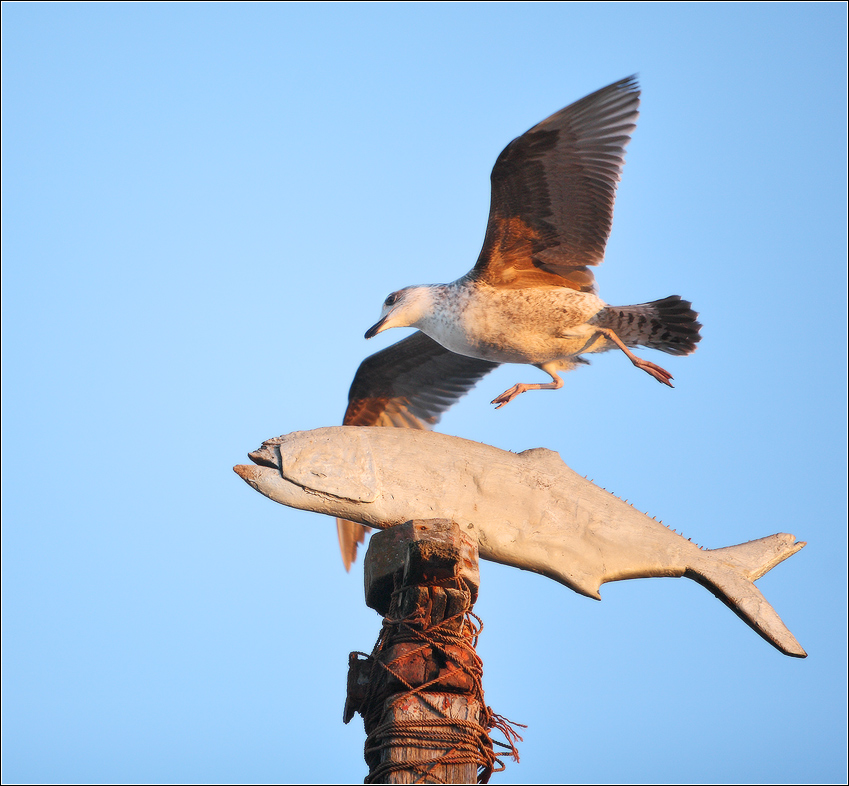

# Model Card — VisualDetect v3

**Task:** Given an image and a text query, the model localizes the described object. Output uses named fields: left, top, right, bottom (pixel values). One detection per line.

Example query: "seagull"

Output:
left=337, top=75, right=702, bottom=569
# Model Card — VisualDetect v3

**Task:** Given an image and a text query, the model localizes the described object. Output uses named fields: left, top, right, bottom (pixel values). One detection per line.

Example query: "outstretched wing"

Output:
left=472, top=75, right=640, bottom=293
left=337, top=331, right=500, bottom=570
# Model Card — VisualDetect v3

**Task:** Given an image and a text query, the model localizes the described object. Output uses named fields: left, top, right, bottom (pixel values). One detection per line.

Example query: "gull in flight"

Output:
left=337, top=76, right=702, bottom=569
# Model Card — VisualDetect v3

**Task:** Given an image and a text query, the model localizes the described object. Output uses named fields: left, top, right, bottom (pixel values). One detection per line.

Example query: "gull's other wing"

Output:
left=337, top=331, right=499, bottom=570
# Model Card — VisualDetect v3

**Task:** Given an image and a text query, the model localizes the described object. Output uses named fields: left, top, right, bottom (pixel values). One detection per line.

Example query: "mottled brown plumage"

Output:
left=337, top=76, right=702, bottom=569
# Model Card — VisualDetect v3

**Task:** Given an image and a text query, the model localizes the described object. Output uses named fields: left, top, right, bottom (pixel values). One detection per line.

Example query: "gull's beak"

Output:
left=364, top=316, right=388, bottom=339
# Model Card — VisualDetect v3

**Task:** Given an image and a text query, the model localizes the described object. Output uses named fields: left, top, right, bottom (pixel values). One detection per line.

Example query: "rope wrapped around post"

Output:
left=344, top=519, right=524, bottom=784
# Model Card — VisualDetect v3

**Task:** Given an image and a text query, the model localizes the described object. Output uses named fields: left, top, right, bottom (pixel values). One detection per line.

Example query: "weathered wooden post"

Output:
left=342, top=519, right=514, bottom=783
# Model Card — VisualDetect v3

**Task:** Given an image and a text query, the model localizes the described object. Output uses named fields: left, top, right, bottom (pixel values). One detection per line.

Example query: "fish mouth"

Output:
left=364, top=316, right=388, bottom=339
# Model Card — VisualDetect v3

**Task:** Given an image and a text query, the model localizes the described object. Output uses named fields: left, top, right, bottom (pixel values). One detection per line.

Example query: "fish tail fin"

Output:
left=689, top=534, right=806, bottom=657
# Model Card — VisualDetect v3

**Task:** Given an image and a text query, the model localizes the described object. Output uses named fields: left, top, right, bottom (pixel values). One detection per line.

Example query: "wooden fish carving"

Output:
left=234, top=427, right=805, bottom=657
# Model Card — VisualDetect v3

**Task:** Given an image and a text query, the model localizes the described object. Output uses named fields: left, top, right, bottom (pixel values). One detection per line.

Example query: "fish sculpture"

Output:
left=234, top=426, right=806, bottom=658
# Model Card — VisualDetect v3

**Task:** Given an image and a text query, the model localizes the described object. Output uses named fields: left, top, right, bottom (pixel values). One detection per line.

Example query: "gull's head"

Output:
left=365, top=286, right=434, bottom=339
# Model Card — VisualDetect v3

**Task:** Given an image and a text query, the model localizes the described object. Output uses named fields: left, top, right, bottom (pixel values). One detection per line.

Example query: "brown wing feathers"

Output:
left=473, top=75, right=640, bottom=291
left=344, top=332, right=499, bottom=429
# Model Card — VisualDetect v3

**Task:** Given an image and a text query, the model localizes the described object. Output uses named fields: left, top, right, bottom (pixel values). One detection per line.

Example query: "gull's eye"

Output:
left=384, top=293, right=399, bottom=307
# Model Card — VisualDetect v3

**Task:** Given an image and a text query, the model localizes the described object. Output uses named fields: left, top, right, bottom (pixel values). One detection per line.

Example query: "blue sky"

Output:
left=2, top=3, right=846, bottom=783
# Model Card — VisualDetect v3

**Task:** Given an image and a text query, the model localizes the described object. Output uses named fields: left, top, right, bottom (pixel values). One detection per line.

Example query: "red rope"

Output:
left=357, top=574, right=524, bottom=783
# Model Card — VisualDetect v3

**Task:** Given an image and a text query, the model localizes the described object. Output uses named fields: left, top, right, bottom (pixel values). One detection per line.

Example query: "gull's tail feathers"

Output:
left=594, top=295, right=702, bottom=355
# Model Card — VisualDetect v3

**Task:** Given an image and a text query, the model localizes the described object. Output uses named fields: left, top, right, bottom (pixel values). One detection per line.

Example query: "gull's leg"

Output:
left=492, top=365, right=564, bottom=409
left=593, top=327, right=674, bottom=387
